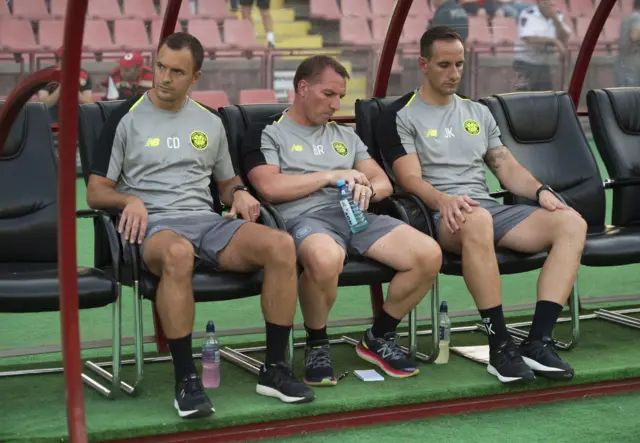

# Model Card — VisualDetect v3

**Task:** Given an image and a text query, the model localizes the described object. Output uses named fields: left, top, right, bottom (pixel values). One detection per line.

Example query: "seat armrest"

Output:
left=390, top=192, right=437, bottom=238
left=76, top=209, right=122, bottom=281
left=490, top=189, right=509, bottom=199
left=604, top=178, right=640, bottom=189
left=260, top=201, right=287, bottom=230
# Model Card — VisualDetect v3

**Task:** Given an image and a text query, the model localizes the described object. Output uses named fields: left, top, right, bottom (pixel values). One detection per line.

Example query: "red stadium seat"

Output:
left=567, top=0, right=594, bottom=16
left=408, top=0, right=432, bottom=17
left=370, top=0, right=395, bottom=17
left=113, top=20, right=153, bottom=50
left=49, top=0, right=68, bottom=18
left=38, top=19, right=65, bottom=50
left=12, top=0, right=50, bottom=20
left=198, top=0, right=232, bottom=21
left=340, top=17, right=372, bottom=46
left=309, top=0, right=341, bottom=20
left=0, top=19, right=40, bottom=52
left=187, top=19, right=226, bottom=50
left=492, top=17, right=518, bottom=45
left=372, top=17, right=390, bottom=45
left=190, top=90, right=230, bottom=108
left=223, top=19, right=262, bottom=49
left=87, top=0, right=123, bottom=20
left=239, top=89, right=277, bottom=104
left=602, top=17, right=621, bottom=43
left=0, top=1, right=9, bottom=18
left=341, top=0, right=372, bottom=18
left=122, top=0, right=158, bottom=20
left=400, top=16, right=427, bottom=45
left=159, top=0, right=195, bottom=20
left=467, top=17, right=492, bottom=47
left=83, top=20, right=120, bottom=51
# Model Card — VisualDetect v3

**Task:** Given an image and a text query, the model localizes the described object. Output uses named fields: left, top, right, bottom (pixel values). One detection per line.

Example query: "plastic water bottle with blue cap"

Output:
left=336, top=179, right=368, bottom=233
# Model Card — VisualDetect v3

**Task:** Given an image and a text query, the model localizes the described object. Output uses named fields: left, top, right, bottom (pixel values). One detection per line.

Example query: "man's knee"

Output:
left=553, top=210, right=588, bottom=244
left=459, top=207, right=494, bottom=244
left=258, top=228, right=296, bottom=265
left=161, top=238, right=194, bottom=277
left=299, top=236, right=345, bottom=283
left=414, top=236, right=443, bottom=276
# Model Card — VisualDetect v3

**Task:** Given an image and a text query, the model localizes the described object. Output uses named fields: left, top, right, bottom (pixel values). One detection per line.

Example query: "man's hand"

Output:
left=538, top=190, right=576, bottom=213
left=225, top=190, right=261, bottom=222
left=352, top=183, right=373, bottom=211
left=119, top=196, right=148, bottom=244
left=328, top=169, right=371, bottom=190
left=436, top=194, right=480, bottom=234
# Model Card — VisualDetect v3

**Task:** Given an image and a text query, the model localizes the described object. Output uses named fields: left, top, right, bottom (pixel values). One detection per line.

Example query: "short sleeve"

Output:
left=518, top=12, right=545, bottom=38
left=212, top=130, right=236, bottom=182
left=483, top=107, right=503, bottom=150
left=259, top=131, right=281, bottom=167
left=353, top=135, right=372, bottom=164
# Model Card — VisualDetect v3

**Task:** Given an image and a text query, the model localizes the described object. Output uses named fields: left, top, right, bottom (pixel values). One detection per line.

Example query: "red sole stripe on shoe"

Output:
left=356, top=344, right=419, bottom=378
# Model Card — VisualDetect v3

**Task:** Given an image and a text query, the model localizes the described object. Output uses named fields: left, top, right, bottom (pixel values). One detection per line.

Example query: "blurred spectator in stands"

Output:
left=229, top=0, right=239, bottom=13
left=615, top=0, right=640, bottom=86
left=239, top=0, right=276, bottom=48
left=430, top=0, right=470, bottom=96
left=461, top=0, right=529, bottom=18
left=101, top=52, right=154, bottom=101
left=37, top=47, right=94, bottom=123
left=513, top=0, right=570, bottom=91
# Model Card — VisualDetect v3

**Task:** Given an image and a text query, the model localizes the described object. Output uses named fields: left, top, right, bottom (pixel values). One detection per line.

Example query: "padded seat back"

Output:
left=218, top=103, right=289, bottom=189
left=480, top=92, right=606, bottom=228
left=0, top=102, right=58, bottom=263
left=354, top=97, right=398, bottom=169
left=587, top=87, right=640, bottom=225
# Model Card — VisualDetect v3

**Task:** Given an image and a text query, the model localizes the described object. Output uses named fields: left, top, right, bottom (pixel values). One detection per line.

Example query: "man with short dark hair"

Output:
left=87, top=32, right=314, bottom=419
left=242, top=55, right=442, bottom=387
left=378, top=26, right=586, bottom=385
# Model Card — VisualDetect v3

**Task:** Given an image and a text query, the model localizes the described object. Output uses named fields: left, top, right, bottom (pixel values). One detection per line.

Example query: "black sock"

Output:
left=305, top=324, right=328, bottom=345
left=370, top=309, right=402, bottom=338
left=479, top=305, right=510, bottom=349
left=265, top=322, right=292, bottom=366
left=528, top=300, right=563, bottom=341
left=167, top=333, right=196, bottom=384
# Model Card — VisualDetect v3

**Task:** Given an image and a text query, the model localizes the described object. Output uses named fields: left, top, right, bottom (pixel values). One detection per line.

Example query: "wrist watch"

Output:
left=535, top=184, right=553, bottom=202
left=231, top=185, right=249, bottom=197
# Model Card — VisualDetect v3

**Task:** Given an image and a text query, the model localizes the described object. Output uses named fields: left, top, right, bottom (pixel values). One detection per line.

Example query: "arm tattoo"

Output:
left=485, top=147, right=512, bottom=172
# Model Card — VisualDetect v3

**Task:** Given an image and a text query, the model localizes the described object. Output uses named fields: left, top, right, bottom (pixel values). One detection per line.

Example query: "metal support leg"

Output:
left=397, top=276, right=440, bottom=362
left=84, top=281, right=144, bottom=397
left=595, top=307, right=640, bottom=330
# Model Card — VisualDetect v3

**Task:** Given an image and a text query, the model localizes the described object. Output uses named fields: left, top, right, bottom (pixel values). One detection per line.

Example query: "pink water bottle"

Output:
left=201, top=320, right=220, bottom=388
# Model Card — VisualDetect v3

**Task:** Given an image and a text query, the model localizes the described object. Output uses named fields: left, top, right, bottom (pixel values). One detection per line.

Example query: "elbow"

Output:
left=375, top=180, right=393, bottom=200
left=254, top=182, right=278, bottom=204
left=86, top=189, right=99, bottom=209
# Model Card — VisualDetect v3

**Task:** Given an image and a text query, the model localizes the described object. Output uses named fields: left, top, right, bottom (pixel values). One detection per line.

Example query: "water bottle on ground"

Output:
left=201, top=320, right=220, bottom=388
left=336, top=179, right=368, bottom=233
left=434, top=301, right=451, bottom=364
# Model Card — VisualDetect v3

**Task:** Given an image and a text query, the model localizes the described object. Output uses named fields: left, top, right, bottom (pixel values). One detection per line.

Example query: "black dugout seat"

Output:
left=355, top=97, right=547, bottom=276
left=482, top=91, right=640, bottom=267
left=218, top=103, right=397, bottom=286
left=587, top=87, right=640, bottom=227
left=77, top=100, right=271, bottom=304
left=0, top=101, right=123, bottom=397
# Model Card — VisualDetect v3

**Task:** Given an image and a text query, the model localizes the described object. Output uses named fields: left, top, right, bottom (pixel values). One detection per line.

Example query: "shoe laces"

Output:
left=268, top=362, right=297, bottom=385
left=532, top=337, right=560, bottom=359
left=305, top=344, right=332, bottom=369
left=500, top=340, right=523, bottom=362
left=374, top=333, right=407, bottom=361
left=180, top=374, right=204, bottom=397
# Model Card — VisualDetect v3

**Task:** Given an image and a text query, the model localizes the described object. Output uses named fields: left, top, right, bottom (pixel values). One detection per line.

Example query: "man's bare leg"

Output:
left=217, top=222, right=315, bottom=403
left=437, top=208, right=534, bottom=383
left=498, top=209, right=586, bottom=349
left=356, top=225, right=441, bottom=378
left=144, top=230, right=198, bottom=383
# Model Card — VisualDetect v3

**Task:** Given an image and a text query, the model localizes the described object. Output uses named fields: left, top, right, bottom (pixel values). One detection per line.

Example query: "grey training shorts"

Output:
left=286, top=206, right=404, bottom=257
left=141, top=212, right=247, bottom=270
left=407, top=198, right=539, bottom=244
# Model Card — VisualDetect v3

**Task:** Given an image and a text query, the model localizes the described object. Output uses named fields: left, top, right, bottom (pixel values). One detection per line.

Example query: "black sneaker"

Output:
left=174, top=373, right=215, bottom=419
left=355, top=329, right=419, bottom=378
left=487, top=340, right=536, bottom=384
left=256, top=362, right=316, bottom=404
left=304, top=340, right=337, bottom=386
left=520, top=336, right=575, bottom=381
